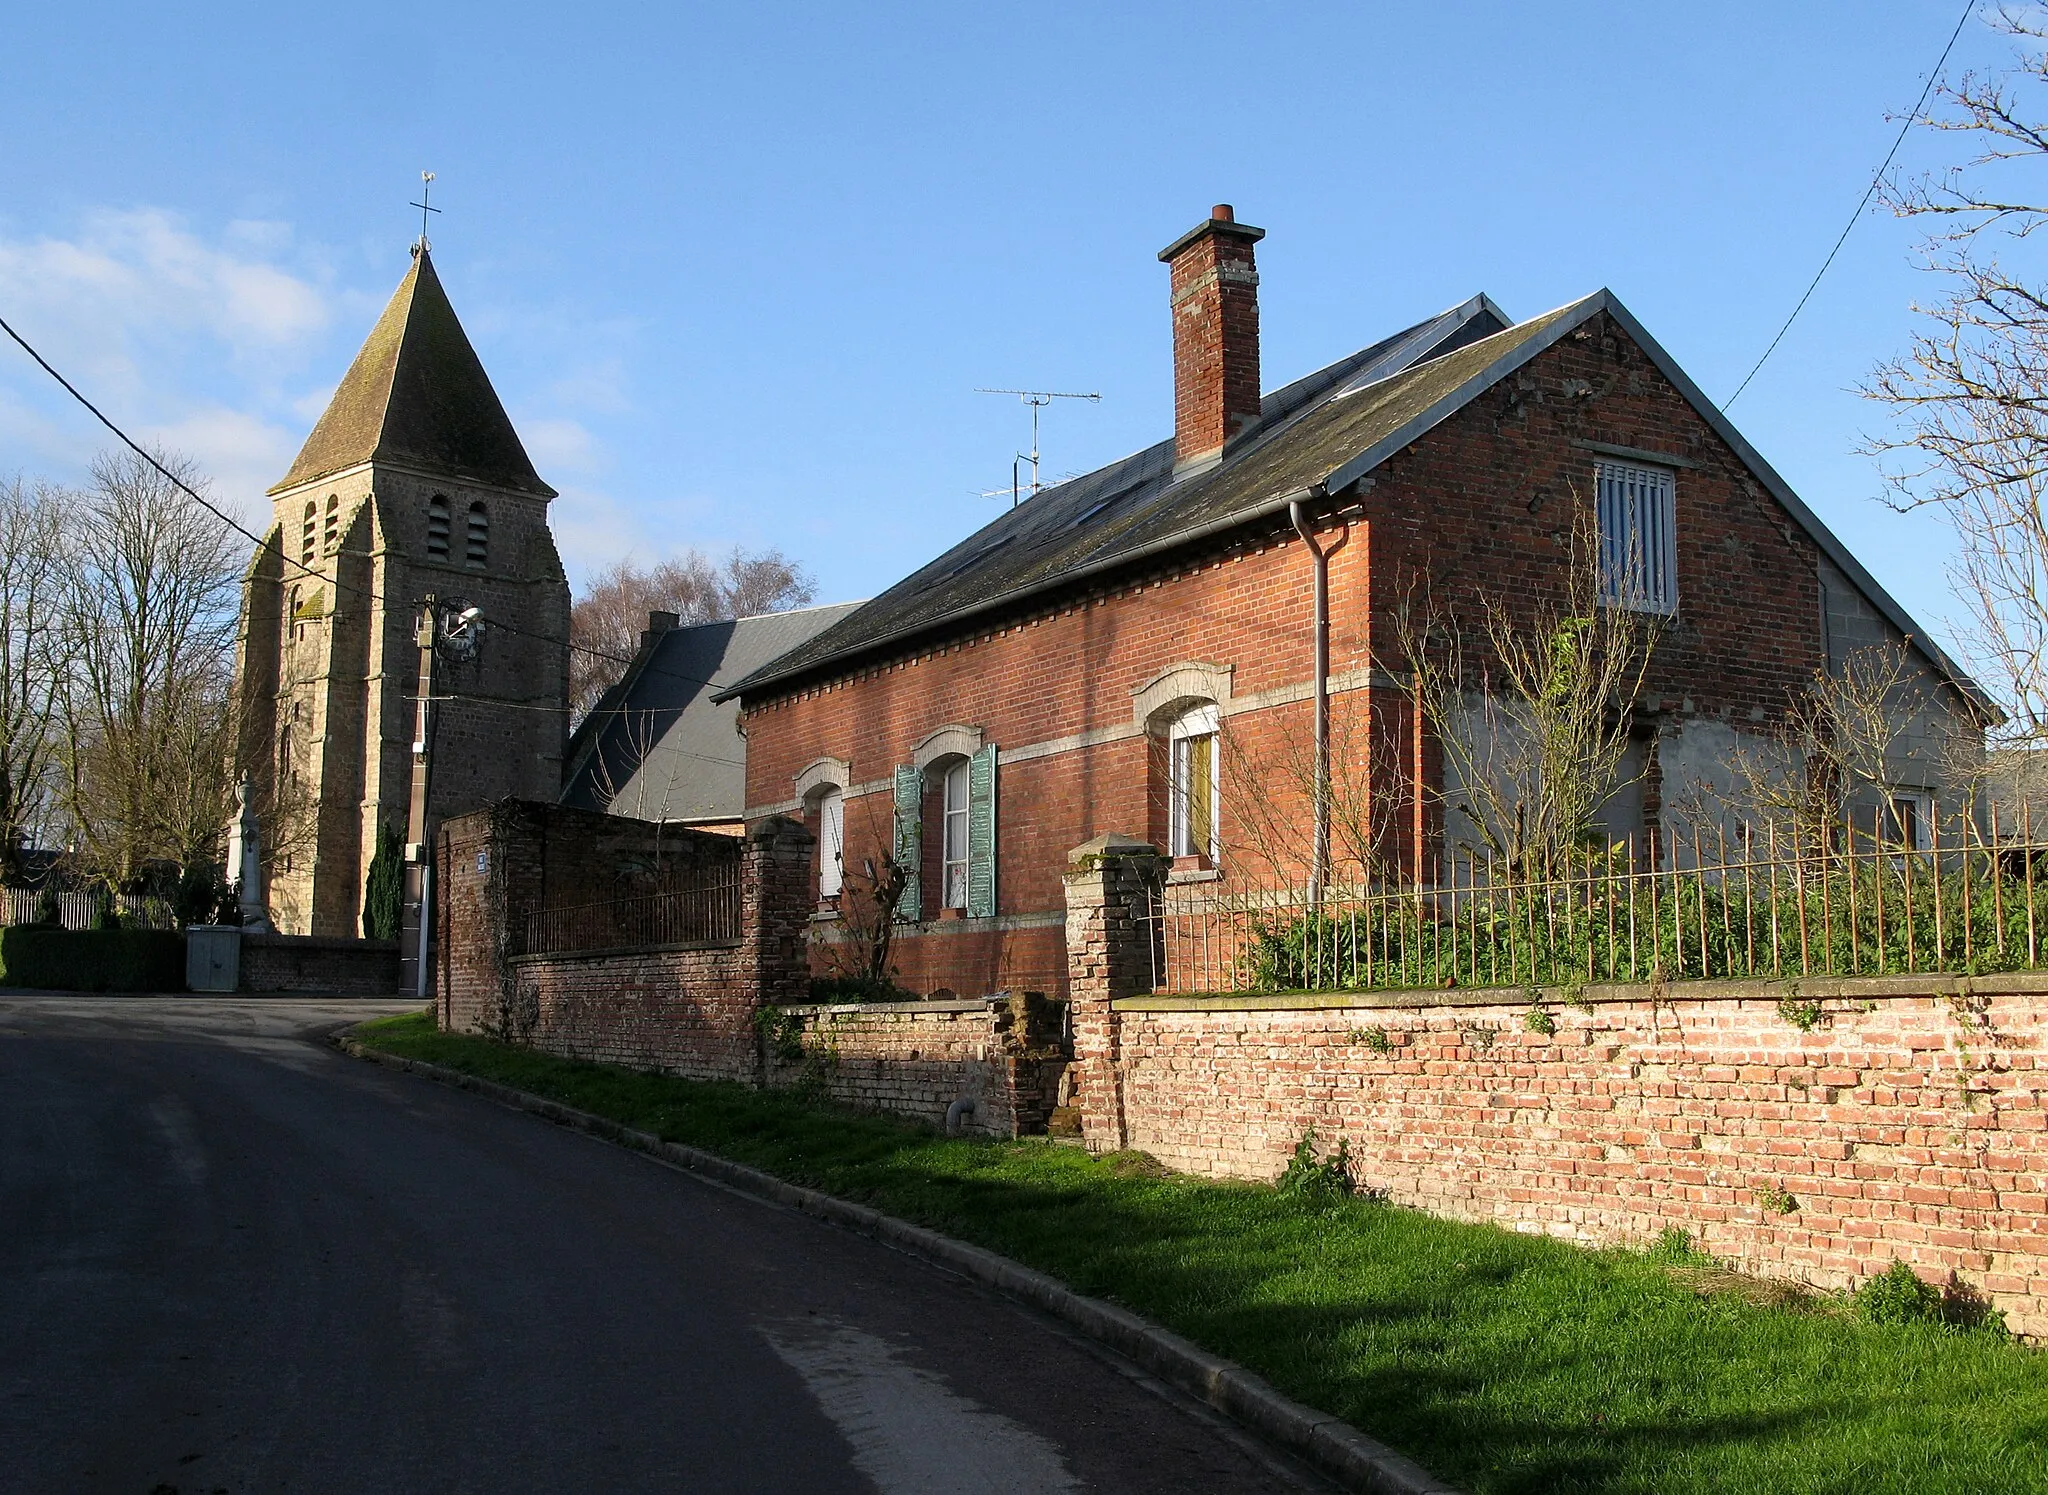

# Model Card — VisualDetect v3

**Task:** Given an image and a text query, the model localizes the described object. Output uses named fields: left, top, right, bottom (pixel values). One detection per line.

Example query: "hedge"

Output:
left=0, top=926, right=186, bottom=993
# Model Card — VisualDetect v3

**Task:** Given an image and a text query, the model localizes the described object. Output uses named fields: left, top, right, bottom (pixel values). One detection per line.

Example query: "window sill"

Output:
left=1167, top=866, right=1221, bottom=885
left=809, top=907, right=842, bottom=924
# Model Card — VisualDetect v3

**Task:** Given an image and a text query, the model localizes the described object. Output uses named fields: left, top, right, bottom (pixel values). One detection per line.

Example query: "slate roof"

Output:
left=725, top=289, right=1987, bottom=712
left=562, top=602, right=865, bottom=821
left=270, top=247, right=556, bottom=498
left=722, top=294, right=1513, bottom=698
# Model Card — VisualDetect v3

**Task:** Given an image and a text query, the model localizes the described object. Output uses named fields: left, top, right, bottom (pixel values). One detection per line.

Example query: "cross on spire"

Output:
left=410, top=171, right=439, bottom=254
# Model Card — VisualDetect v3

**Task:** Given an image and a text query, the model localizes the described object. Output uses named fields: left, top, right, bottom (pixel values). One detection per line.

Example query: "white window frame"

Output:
left=1167, top=703, right=1220, bottom=862
left=816, top=787, right=845, bottom=899
left=1595, top=460, right=1678, bottom=615
left=941, top=758, right=971, bottom=909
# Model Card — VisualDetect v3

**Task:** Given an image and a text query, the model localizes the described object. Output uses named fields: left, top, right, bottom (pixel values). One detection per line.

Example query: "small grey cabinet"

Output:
left=185, top=926, right=241, bottom=993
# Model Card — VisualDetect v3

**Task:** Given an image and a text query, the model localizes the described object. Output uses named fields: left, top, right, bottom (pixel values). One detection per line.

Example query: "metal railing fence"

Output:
left=3, top=889, right=178, bottom=931
left=1150, top=808, right=2048, bottom=996
left=519, top=867, right=743, bottom=956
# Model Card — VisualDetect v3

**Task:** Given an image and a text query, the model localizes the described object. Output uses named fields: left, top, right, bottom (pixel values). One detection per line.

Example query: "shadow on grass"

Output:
left=353, top=1015, right=2048, bottom=1495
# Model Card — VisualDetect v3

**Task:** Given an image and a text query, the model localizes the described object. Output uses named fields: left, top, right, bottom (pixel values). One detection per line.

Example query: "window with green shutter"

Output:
left=892, top=765, right=921, bottom=922
left=967, top=744, right=997, bottom=918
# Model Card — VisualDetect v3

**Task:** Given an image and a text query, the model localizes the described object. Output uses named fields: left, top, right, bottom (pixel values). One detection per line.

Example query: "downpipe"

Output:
left=946, top=1096, right=979, bottom=1136
left=1289, top=493, right=1347, bottom=903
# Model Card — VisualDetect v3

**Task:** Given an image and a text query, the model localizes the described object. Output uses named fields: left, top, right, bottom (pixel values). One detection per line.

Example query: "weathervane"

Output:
left=410, top=171, right=439, bottom=254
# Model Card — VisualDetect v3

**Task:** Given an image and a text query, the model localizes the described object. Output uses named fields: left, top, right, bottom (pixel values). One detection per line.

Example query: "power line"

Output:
left=0, top=308, right=751, bottom=716
left=1725, top=0, right=1975, bottom=409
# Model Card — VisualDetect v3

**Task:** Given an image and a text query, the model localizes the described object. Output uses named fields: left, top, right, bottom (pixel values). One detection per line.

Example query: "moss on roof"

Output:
left=727, top=297, right=1575, bottom=698
left=270, top=248, right=555, bottom=499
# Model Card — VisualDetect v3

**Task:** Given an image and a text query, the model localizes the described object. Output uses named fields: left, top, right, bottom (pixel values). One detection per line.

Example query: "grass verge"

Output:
left=351, top=1011, right=2048, bottom=1495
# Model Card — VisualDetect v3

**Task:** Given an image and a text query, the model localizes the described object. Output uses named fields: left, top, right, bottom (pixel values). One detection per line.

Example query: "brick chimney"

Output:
left=1159, top=204, right=1266, bottom=470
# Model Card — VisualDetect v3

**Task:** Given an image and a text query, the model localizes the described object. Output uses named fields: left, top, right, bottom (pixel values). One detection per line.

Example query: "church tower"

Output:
left=234, top=246, right=570, bottom=936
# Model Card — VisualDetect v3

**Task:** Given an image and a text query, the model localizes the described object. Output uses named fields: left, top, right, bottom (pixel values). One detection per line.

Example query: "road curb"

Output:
left=336, top=1035, right=1461, bottom=1495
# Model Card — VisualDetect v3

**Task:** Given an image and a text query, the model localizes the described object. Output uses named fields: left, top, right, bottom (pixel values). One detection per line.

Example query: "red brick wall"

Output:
left=1111, top=979, right=2048, bottom=1339
left=435, top=801, right=811, bottom=1078
left=749, top=537, right=1363, bottom=997
left=742, top=310, right=1852, bottom=1002
left=494, top=944, right=766, bottom=1080
left=763, top=995, right=1068, bottom=1137
left=240, top=933, right=399, bottom=994
left=1362, top=312, right=1824, bottom=717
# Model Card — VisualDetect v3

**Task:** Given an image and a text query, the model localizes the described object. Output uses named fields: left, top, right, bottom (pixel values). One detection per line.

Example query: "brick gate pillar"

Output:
left=743, top=815, right=816, bottom=1009
left=1062, top=834, right=1165, bottom=1153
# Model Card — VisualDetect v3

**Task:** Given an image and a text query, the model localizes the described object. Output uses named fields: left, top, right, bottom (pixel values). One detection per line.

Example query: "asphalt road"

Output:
left=0, top=995, right=1329, bottom=1494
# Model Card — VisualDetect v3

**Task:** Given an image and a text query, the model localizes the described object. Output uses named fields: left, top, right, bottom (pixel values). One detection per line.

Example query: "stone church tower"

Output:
left=233, top=246, right=570, bottom=936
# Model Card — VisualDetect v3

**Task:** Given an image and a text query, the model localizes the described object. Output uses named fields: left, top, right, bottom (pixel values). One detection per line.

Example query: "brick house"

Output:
left=722, top=206, right=1987, bottom=1000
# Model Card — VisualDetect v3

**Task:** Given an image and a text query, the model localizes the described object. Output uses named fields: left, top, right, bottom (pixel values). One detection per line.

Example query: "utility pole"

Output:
left=400, top=598, right=438, bottom=1000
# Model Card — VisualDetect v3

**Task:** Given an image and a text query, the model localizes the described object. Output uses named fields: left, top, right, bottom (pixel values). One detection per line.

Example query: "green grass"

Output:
left=351, top=1011, right=2048, bottom=1495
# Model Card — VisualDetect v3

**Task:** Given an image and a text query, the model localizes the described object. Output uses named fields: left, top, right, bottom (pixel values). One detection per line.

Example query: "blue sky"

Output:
left=0, top=1, right=2022, bottom=664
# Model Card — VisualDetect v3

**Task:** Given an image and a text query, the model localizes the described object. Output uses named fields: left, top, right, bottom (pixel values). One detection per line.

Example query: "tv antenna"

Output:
left=410, top=171, right=439, bottom=253
left=975, top=388, right=1099, bottom=505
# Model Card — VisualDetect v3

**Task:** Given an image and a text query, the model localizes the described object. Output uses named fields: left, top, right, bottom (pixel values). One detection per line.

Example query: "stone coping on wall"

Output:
left=242, top=933, right=401, bottom=953
left=508, top=938, right=742, bottom=966
left=775, top=998, right=1000, bottom=1017
left=1115, top=969, right=2048, bottom=1012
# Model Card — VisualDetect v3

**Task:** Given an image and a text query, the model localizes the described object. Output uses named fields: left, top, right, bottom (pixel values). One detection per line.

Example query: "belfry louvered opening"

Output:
left=427, top=495, right=451, bottom=559
left=465, top=502, right=488, bottom=569
left=1595, top=460, right=1677, bottom=615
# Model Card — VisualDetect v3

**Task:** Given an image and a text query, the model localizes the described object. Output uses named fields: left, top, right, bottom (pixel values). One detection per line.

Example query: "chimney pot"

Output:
left=1158, top=206, right=1266, bottom=470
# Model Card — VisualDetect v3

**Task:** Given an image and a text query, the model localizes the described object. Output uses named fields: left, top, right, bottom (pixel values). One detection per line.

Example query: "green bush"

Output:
left=1276, top=1127, right=1353, bottom=1204
left=1855, top=1259, right=2008, bottom=1335
left=0, top=926, right=185, bottom=992
left=807, top=974, right=917, bottom=1004
left=1240, top=859, right=2048, bottom=995
left=174, top=863, right=231, bottom=926
left=362, top=820, right=404, bottom=941
left=1857, top=1261, right=1947, bottom=1326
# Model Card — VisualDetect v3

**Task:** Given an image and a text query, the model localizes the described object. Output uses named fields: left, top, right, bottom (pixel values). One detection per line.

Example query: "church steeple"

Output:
left=269, top=247, right=555, bottom=499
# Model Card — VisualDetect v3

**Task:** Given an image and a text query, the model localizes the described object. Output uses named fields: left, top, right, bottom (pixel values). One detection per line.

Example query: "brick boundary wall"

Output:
left=763, top=994, right=1069, bottom=1137
left=1064, top=834, right=2048, bottom=1339
left=240, top=933, right=400, bottom=994
left=437, top=801, right=812, bottom=1080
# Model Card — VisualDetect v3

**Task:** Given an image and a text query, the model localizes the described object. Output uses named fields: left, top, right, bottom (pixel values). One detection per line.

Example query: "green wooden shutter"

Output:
left=967, top=744, right=997, bottom=919
left=892, top=764, right=921, bottom=923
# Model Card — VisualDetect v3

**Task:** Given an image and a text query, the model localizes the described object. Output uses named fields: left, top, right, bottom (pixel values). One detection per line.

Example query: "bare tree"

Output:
left=1869, top=11, right=2048, bottom=746
left=1220, top=693, right=1410, bottom=889
left=0, top=478, right=69, bottom=881
left=59, top=449, right=242, bottom=886
left=569, top=547, right=816, bottom=720
left=1691, top=642, right=1921, bottom=852
left=1399, top=498, right=1662, bottom=876
left=809, top=795, right=907, bottom=992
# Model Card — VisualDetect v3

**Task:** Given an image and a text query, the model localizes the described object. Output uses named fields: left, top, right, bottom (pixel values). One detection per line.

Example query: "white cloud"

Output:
left=545, top=355, right=634, bottom=415
left=140, top=406, right=299, bottom=529
left=550, top=485, right=653, bottom=582
left=0, top=209, right=330, bottom=371
left=0, top=208, right=338, bottom=511
left=519, top=415, right=604, bottom=476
